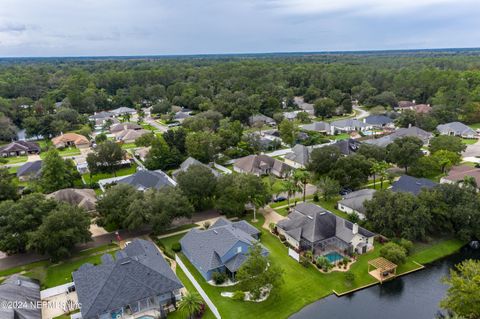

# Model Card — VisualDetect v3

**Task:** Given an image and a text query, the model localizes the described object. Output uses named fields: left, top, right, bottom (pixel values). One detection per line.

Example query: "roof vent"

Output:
left=120, top=260, right=131, bottom=265
left=16, top=280, right=22, bottom=286
left=307, top=215, right=313, bottom=220
left=213, top=230, right=218, bottom=234
left=416, top=182, right=421, bottom=185
left=319, top=212, right=326, bottom=215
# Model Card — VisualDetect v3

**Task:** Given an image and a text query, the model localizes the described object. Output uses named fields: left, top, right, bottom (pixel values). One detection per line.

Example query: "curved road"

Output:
left=353, top=104, right=370, bottom=120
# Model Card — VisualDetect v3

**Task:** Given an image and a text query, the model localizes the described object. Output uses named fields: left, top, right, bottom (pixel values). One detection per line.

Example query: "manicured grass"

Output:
left=140, top=123, right=157, bottom=131
left=82, top=164, right=138, bottom=184
left=157, top=233, right=185, bottom=258
left=462, top=138, right=478, bottom=145
left=330, top=133, right=350, bottom=140
left=409, top=239, right=465, bottom=264
left=121, top=143, right=137, bottom=150
left=366, top=180, right=392, bottom=190
left=40, top=147, right=80, bottom=159
left=7, top=166, right=18, bottom=174
left=468, top=123, right=480, bottom=130
left=44, top=254, right=104, bottom=288
left=1, top=156, right=28, bottom=165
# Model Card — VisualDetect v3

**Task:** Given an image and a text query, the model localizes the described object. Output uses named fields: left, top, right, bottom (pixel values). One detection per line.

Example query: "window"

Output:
left=237, top=246, right=242, bottom=253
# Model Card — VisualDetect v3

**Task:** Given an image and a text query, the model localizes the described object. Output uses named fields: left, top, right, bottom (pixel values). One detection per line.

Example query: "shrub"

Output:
left=232, top=290, right=245, bottom=301
left=342, top=257, right=350, bottom=264
left=299, top=255, right=310, bottom=267
left=316, top=256, right=330, bottom=270
left=344, top=271, right=355, bottom=286
left=279, top=234, right=286, bottom=242
left=212, top=271, right=228, bottom=285
left=398, top=238, right=413, bottom=255
left=203, top=221, right=211, bottom=230
left=304, top=250, right=313, bottom=261
left=379, top=242, right=407, bottom=265
left=171, top=242, right=181, bottom=253
left=313, top=193, right=319, bottom=202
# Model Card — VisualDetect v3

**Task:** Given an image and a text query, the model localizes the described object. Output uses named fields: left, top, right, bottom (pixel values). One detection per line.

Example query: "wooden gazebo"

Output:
left=368, top=257, right=397, bottom=283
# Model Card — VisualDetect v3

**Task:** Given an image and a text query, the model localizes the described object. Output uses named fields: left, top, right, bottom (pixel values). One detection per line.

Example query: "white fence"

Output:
left=288, top=248, right=300, bottom=262
left=175, top=255, right=221, bottom=319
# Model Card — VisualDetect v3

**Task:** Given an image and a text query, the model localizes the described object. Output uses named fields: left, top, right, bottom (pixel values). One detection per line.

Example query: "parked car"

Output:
left=273, top=196, right=287, bottom=202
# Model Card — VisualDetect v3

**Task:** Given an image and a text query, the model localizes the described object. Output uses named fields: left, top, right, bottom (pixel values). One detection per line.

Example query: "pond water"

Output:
left=290, top=245, right=480, bottom=319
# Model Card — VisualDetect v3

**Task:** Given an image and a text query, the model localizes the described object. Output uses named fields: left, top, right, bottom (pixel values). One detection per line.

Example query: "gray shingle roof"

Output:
left=437, top=122, right=476, bottom=136
left=0, top=275, right=41, bottom=319
left=117, top=169, right=176, bottom=190
left=234, top=155, right=292, bottom=176
left=364, top=115, right=393, bottom=126
left=0, top=141, right=40, bottom=155
left=73, top=239, right=182, bottom=319
left=300, top=121, right=331, bottom=132
left=284, top=144, right=310, bottom=166
left=110, top=107, right=137, bottom=115
left=180, top=219, right=262, bottom=273
left=248, top=114, right=275, bottom=126
left=332, top=139, right=360, bottom=155
left=338, top=189, right=376, bottom=214
left=172, top=157, right=220, bottom=180
left=331, top=119, right=366, bottom=130
left=364, top=126, right=432, bottom=147
left=391, top=175, right=437, bottom=195
left=16, top=160, right=42, bottom=178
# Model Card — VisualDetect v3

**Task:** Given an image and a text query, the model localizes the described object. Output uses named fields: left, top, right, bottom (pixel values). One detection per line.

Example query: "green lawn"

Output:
left=468, top=123, right=480, bottom=130
left=121, top=143, right=137, bottom=150
left=330, top=133, right=350, bottom=140
left=82, top=164, right=138, bottom=184
left=40, top=147, right=80, bottom=159
left=1, top=155, right=28, bottom=165
left=462, top=138, right=478, bottom=145
left=409, top=238, right=465, bottom=264
left=366, top=180, right=392, bottom=190
left=140, top=123, right=158, bottom=131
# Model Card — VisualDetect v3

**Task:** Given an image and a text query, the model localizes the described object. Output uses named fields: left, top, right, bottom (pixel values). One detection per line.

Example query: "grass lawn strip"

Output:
left=82, top=163, right=138, bottom=184
left=1, top=156, right=28, bottom=165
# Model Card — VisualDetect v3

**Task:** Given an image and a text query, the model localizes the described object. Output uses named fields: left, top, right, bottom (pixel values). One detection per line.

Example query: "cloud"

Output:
left=0, top=22, right=27, bottom=33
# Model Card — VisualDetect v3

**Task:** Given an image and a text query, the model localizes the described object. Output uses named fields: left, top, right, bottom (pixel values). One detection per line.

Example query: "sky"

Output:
left=0, top=0, right=480, bottom=57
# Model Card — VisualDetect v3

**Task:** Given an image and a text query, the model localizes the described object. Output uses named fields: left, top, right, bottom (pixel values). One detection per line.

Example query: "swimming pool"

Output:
left=324, top=252, right=343, bottom=264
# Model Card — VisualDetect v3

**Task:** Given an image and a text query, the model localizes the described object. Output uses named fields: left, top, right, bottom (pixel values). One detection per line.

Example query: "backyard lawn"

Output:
left=40, top=147, right=80, bottom=159
left=121, top=143, right=137, bottom=150
left=1, top=155, right=28, bottom=165
left=82, top=163, right=138, bottom=184
left=159, top=213, right=464, bottom=319
left=462, top=138, right=478, bottom=145
left=330, top=133, right=350, bottom=140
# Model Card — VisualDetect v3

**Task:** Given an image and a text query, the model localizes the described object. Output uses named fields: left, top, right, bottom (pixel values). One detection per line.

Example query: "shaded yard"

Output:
left=1, top=155, right=27, bottom=165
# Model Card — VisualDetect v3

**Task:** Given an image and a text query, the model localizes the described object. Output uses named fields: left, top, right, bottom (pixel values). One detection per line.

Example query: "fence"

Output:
left=175, top=255, right=221, bottom=319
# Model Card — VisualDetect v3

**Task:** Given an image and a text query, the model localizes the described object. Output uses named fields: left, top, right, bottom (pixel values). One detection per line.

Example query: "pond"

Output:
left=290, top=245, right=480, bottom=319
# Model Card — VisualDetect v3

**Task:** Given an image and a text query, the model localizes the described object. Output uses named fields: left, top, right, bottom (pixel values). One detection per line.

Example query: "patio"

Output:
left=368, top=257, right=397, bottom=283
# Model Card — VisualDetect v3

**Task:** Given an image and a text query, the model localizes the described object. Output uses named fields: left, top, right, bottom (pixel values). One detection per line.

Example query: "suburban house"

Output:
left=0, top=275, right=41, bottom=319
left=300, top=121, right=333, bottom=135
left=73, top=239, right=183, bottom=319
left=47, top=188, right=97, bottom=212
left=283, top=110, right=302, bottom=121
left=276, top=203, right=375, bottom=255
left=364, top=126, right=433, bottom=147
left=134, top=147, right=150, bottom=162
left=437, top=122, right=477, bottom=139
left=247, top=131, right=283, bottom=151
left=248, top=114, right=276, bottom=127
left=330, top=119, right=367, bottom=132
left=337, top=189, right=376, bottom=220
left=180, top=218, right=267, bottom=281
left=363, top=115, right=394, bottom=128
left=110, top=107, right=137, bottom=117
left=116, top=169, right=177, bottom=191
left=396, top=100, right=416, bottom=111
left=332, top=139, right=360, bottom=156
left=414, top=104, right=432, bottom=114
left=391, top=175, right=438, bottom=195
left=284, top=144, right=310, bottom=168
left=0, top=141, right=41, bottom=157
left=172, top=157, right=220, bottom=181
left=52, top=133, right=90, bottom=149
left=293, top=96, right=315, bottom=115
left=173, top=108, right=192, bottom=123
left=440, top=165, right=480, bottom=188
left=110, top=123, right=143, bottom=134
left=16, top=160, right=42, bottom=181
left=234, top=154, right=292, bottom=178
left=89, top=111, right=117, bottom=130
left=114, top=129, right=150, bottom=144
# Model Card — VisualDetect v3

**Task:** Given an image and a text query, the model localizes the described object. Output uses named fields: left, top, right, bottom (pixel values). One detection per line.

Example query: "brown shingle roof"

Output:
left=51, top=133, right=89, bottom=147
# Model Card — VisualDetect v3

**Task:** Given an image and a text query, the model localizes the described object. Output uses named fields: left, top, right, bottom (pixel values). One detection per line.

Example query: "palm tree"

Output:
left=294, top=169, right=310, bottom=202
left=249, top=193, right=266, bottom=222
left=370, top=160, right=380, bottom=187
left=282, top=178, right=299, bottom=207
left=377, top=161, right=390, bottom=189
left=178, top=292, right=204, bottom=319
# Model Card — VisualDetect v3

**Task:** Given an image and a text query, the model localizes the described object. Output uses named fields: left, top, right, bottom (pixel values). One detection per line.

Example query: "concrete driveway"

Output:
left=463, top=139, right=480, bottom=158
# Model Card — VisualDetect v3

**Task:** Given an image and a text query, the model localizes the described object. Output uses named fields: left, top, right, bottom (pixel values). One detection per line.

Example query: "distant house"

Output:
left=391, top=175, right=438, bottom=195
left=0, top=141, right=40, bottom=157
left=73, top=239, right=183, bottom=319
left=363, top=115, right=394, bottom=128
left=247, top=131, right=283, bottom=151
left=172, top=157, right=220, bottom=181
left=174, top=109, right=192, bottom=123
left=440, top=165, right=480, bottom=188
left=337, top=189, right=376, bottom=220
left=277, top=203, right=375, bottom=255
left=284, top=144, right=310, bottom=169
left=47, top=188, right=97, bottom=212
left=293, top=96, right=315, bottom=115
left=134, top=147, right=150, bottom=162
left=116, top=169, right=176, bottom=191
left=234, top=154, right=292, bottom=178
left=283, top=111, right=301, bottom=121
left=16, top=160, right=42, bottom=181
left=396, top=100, right=416, bottom=110
left=414, top=104, right=432, bottom=114
left=180, top=218, right=266, bottom=280
left=437, top=122, right=477, bottom=139
left=396, top=101, right=432, bottom=114
left=330, top=119, right=367, bottom=132
left=332, top=139, right=360, bottom=156
left=248, top=114, right=276, bottom=127
left=364, top=126, right=433, bottom=147
left=300, top=121, right=333, bottom=135
left=114, top=129, right=150, bottom=144
left=0, top=275, right=41, bottom=319
left=52, top=133, right=90, bottom=149
left=110, top=107, right=137, bottom=117
left=110, top=122, right=142, bottom=134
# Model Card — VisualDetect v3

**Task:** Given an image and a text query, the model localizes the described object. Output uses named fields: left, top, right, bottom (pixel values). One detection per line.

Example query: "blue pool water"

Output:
left=324, top=252, right=343, bottom=263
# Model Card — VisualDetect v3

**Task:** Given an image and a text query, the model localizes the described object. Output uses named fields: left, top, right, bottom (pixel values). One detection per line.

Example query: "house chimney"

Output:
left=408, top=123, right=412, bottom=128
left=352, top=223, right=359, bottom=235
left=412, top=100, right=416, bottom=104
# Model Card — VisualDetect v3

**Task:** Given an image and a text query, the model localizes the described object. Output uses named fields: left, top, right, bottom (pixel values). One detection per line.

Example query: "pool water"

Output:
left=324, top=252, right=343, bottom=263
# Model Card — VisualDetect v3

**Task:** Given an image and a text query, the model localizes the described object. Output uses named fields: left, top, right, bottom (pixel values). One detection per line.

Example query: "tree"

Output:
left=409, top=156, right=442, bottom=178
left=329, top=154, right=372, bottom=189
left=94, top=133, right=107, bottom=144
left=185, top=131, right=221, bottom=163
left=395, top=109, right=416, bottom=128
left=281, top=177, right=301, bottom=207
left=134, top=132, right=155, bottom=147
left=177, top=164, right=217, bottom=210
left=441, top=259, right=480, bottom=319
left=429, top=135, right=466, bottom=154
left=0, top=193, right=57, bottom=254
left=236, top=243, right=284, bottom=300
left=144, top=136, right=182, bottom=170
left=432, top=150, right=461, bottom=173
left=218, top=119, right=243, bottom=148
left=316, top=176, right=340, bottom=201
left=278, top=119, right=298, bottom=146
left=293, top=169, right=310, bottom=202
left=314, top=98, right=336, bottom=119
left=307, top=146, right=341, bottom=176
left=357, top=144, right=387, bottom=162
left=87, top=141, right=125, bottom=177
left=387, top=136, right=424, bottom=173
left=27, top=204, right=91, bottom=261
left=163, top=128, right=187, bottom=154
left=151, top=100, right=172, bottom=115
left=0, top=115, right=17, bottom=141
left=370, top=160, right=389, bottom=188
left=0, top=168, right=18, bottom=201
left=178, top=292, right=204, bottom=319
left=40, top=149, right=78, bottom=193
left=379, top=242, right=407, bottom=265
